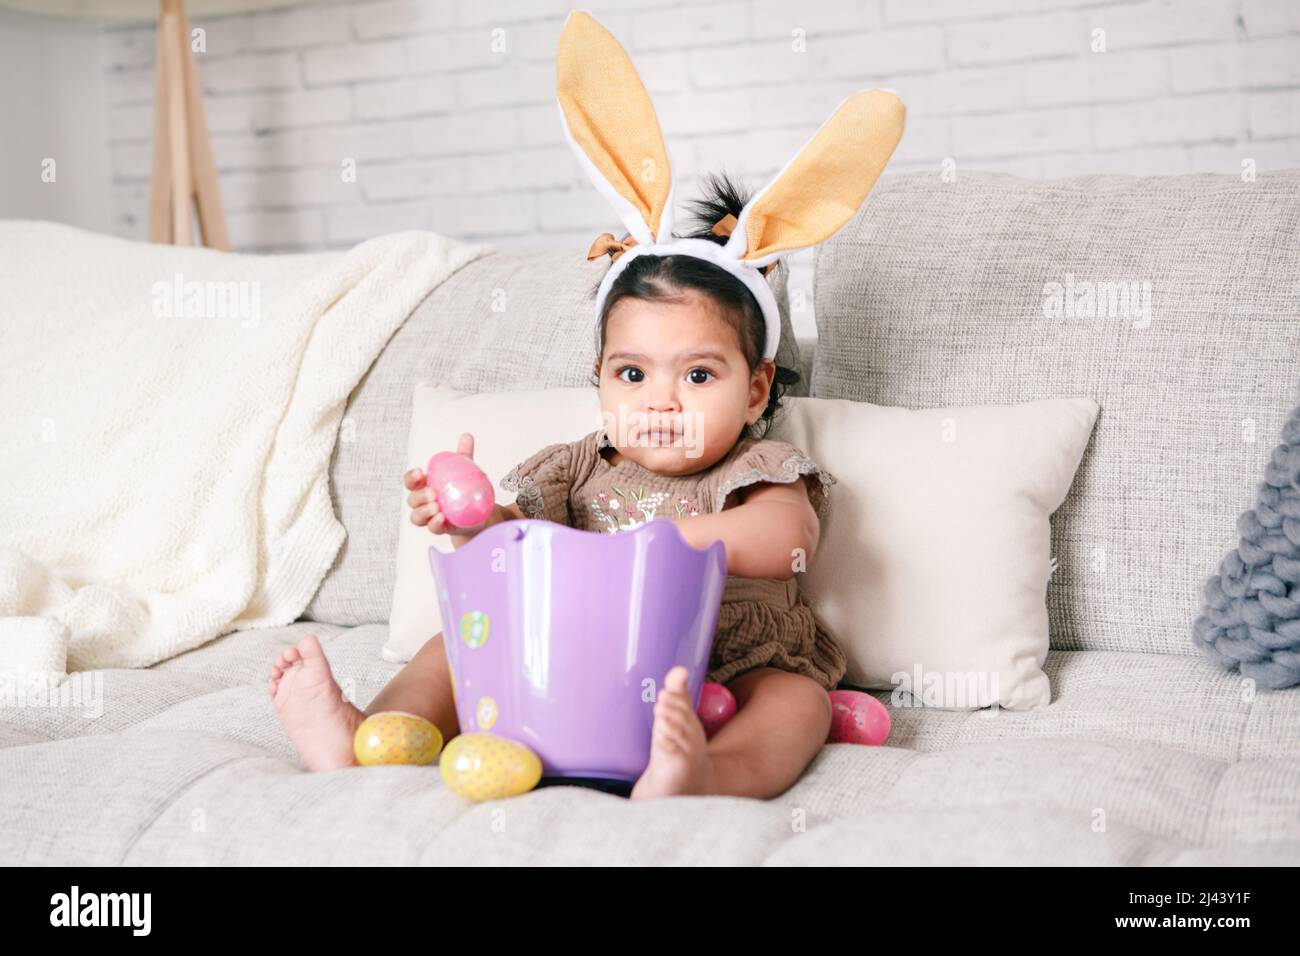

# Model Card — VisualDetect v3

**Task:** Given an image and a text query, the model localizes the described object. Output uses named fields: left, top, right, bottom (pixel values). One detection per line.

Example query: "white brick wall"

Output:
left=99, top=0, right=1300, bottom=339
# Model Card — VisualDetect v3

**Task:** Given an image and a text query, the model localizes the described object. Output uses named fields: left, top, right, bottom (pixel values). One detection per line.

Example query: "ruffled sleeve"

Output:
left=499, top=441, right=573, bottom=526
left=711, top=438, right=837, bottom=522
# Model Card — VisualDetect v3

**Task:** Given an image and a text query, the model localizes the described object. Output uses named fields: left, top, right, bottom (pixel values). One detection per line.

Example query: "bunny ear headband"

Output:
left=556, top=8, right=907, bottom=361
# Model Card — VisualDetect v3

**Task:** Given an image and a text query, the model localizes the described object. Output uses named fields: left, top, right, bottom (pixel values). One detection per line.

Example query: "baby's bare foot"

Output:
left=630, top=666, right=716, bottom=800
left=268, top=632, right=366, bottom=771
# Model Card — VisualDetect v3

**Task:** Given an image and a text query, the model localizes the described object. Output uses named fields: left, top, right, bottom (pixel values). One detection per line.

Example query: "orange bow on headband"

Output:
left=586, top=213, right=774, bottom=275
left=586, top=232, right=638, bottom=263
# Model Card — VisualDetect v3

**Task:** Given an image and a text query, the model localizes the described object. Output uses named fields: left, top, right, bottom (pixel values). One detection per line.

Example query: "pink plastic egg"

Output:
left=426, top=451, right=495, bottom=529
left=827, top=690, right=891, bottom=745
left=696, top=680, right=736, bottom=739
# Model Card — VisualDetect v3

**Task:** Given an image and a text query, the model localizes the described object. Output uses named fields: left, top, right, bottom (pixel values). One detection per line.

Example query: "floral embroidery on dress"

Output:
left=671, top=494, right=702, bottom=519
left=590, top=485, right=701, bottom=534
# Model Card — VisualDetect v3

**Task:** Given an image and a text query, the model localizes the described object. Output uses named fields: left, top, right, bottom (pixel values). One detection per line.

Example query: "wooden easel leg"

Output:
left=147, top=0, right=172, bottom=244
left=147, top=0, right=228, bottom=249
left=162, top=0, right=192, bottom=245
left=178, top=3, right=229, bottom=250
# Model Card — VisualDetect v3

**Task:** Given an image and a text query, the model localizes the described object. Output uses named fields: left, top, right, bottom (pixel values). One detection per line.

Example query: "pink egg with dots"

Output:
left=426, top=451, right=495, bottom=529
left=827, top=690, right=891, bottom=745
left=695, top=681, right=736, bottom=739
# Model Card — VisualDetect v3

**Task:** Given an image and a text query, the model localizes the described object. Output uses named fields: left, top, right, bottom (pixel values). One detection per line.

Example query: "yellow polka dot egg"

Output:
left=440, top=732, right=542, bottom=801
left=353, top=711, right=443, bottom=766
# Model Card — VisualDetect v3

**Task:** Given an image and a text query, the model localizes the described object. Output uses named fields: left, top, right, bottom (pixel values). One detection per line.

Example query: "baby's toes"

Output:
left=658, top=680, right=694, bottom=717
left=654, top=698, right=694, bottom=739
left=653, top=717, right=688, bottom=752
left=297, top=632, right=326, bottom=658
left=658, top=689, right=705, bottom=741
left=655, top=689, right=687, bottom=722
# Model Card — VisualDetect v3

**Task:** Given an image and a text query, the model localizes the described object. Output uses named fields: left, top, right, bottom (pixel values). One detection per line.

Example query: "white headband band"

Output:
left=593, top=237, right=782, bottom=362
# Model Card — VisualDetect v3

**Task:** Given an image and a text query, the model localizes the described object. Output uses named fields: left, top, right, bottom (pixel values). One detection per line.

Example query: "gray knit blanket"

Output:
left=1194, top=405, right=1300, bottom=690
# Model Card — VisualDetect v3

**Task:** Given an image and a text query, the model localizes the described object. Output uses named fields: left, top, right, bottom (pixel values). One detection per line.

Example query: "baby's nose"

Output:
left=645, top=392, right=680, bottom=411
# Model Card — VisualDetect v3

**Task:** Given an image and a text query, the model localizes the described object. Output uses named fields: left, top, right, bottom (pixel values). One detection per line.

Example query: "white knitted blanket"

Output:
left=0, top=221, right=487, bottom=680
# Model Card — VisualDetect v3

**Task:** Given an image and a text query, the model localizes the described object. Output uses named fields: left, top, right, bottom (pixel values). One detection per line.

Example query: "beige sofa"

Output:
left=3, top=171, right=1299, bottom=865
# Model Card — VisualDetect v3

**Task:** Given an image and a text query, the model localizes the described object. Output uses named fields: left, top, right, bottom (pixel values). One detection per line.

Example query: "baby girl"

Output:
left=268, top=172, right=847, bottom=800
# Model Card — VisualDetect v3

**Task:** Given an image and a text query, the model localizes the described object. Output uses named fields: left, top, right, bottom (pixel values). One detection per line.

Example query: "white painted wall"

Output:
left=17, top=0, right=1300, bottom=339
left=0, top=7, right=111, bottom=233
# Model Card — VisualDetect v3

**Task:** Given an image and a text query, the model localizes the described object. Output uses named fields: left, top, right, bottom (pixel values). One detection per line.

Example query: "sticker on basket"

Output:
left=460, top=610, right=489, bottom=648
left=476, top=695, right=498, bottom=730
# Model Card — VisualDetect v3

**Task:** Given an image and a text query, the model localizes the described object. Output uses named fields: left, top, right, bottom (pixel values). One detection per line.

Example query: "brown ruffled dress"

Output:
left=499, top=428, right=847, bottom=692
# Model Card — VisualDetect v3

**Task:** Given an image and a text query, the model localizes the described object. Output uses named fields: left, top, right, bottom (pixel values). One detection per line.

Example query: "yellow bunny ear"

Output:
left=730, top=89, right=906, bottom=267
left=556, top=10, right=674, bottom=245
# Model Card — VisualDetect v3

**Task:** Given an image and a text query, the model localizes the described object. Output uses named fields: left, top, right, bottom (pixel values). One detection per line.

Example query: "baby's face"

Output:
left=594, top=290, right=774, bottom=476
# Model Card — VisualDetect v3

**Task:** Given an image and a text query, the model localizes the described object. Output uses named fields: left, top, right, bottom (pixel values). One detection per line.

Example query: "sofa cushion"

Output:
left=812, top=170, right=1300, bottom=657
left=1, top=621, right=1298, bottom=864
left=305, top=247, right=804, bottom=626
left=774, top=395, right=1098, bottom=710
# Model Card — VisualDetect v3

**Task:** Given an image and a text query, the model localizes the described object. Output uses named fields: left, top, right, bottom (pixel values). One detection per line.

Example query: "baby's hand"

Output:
left=404, top=466, right=453, bottom=535
left=405, top=432, right=487, bottom=536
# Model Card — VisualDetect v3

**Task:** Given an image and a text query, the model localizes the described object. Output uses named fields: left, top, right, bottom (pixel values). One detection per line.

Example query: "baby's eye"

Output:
left=616, top=366, right=644, bottom=383
left=687, top=367, right=714, bottom=385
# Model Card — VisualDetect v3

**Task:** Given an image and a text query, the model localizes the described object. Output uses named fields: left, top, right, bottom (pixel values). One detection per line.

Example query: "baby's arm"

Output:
left=669, top=477, right=819, bottom=579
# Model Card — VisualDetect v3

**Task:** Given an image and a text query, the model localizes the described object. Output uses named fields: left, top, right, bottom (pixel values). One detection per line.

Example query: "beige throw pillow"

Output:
left=771, top=395, right=1099, bottom=710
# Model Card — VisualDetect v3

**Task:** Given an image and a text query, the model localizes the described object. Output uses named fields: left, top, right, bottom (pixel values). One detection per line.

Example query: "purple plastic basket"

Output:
left=428, top=518, right=727, bottom=783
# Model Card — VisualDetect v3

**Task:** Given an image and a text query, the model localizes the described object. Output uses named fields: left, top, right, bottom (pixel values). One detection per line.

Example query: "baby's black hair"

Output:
left=586, top=168, right=800, bottom=442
